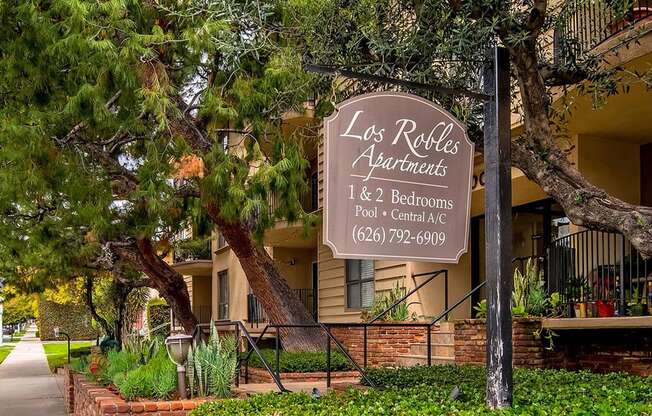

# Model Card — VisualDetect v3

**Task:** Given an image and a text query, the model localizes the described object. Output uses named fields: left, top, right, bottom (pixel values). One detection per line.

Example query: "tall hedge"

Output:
left=38, top=296, right=99, bottom=341
left=147, top=298, right=171, bottom=338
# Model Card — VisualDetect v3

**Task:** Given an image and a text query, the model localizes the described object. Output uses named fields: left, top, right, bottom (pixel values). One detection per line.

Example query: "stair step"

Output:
left=410, top=343, right=455, bottom=357
left=430, top=332, right=454, bottom=344
left=396, top=354, right=455, bottom=367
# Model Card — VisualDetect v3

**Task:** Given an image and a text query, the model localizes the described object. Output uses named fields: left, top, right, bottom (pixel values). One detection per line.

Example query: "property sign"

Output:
left=323, top=92, right=474, bottom=263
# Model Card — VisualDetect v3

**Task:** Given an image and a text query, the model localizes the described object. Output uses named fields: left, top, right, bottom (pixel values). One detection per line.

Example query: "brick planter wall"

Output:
left=67, top=370, right=210, bottom=416
left=62, top=366, right=75, bottom=414
left=544, top=329, right=652, bottom=376
left=454, top=318, right=545, bottom=368
left=330, top=324, right=428, bottom=367
left=240, top=367, right=360, bottom=383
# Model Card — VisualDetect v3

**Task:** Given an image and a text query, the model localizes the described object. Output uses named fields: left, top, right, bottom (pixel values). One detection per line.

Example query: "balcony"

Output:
left=171, top=238, right=212, bottom=276
left=554, top=0, right=652, bottom=63
left=547, top=230, right=652, bottom=317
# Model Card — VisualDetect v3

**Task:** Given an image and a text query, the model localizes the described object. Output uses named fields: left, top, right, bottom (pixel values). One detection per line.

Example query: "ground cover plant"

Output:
left=245, top=349, right=354, bottom=373
left=0, top=344, right=15, bottom=365
left=191, top=366, right=652, bottom=415
left=42, top=341, right=92, bottom=371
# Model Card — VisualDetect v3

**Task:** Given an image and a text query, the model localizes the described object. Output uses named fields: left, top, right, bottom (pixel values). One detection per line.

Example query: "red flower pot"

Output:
left=596, top=300, right=615, bottom=317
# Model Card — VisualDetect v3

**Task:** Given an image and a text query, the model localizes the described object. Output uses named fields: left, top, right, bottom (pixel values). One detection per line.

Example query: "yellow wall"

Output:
left=271, top=247, right=315, bottom=290
left=577, top=134, right=641, bottom=205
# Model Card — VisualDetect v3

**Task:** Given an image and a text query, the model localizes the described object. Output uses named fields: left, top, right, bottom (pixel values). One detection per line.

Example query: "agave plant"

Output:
left=187, top=321, right=238, bottom=398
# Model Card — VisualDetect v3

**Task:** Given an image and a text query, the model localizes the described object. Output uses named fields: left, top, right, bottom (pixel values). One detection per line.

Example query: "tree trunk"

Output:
left=84, top=276, right=114, bottom=339
left=506, top=41, right=652, bottom=257
left=134, top=238, right=199, bottom=334
left=110, top=239, right=199, bottom=334
left=205, top=203, right=325, bottom=352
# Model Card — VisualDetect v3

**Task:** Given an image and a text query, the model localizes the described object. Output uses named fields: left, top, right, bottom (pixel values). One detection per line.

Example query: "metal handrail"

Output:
left=430, top=281, right=487, bottom=327
left=368, top=270, right=448, bottom=324
left=268, top=323, right=375, bottom=388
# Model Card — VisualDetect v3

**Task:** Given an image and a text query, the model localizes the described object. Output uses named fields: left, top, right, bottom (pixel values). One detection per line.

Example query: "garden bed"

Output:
left=192, top=365, right=652, bottom=415
left=62, top=367, right=210, bottom=416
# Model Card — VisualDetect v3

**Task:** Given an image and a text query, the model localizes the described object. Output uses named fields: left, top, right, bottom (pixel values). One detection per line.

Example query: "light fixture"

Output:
left=165, top=334, right=193, bottom=399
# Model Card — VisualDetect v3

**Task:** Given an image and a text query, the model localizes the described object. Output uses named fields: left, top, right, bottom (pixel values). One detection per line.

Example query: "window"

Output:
left=218, top=270, right=229, bottom=320
left=217, top=233, right=227, bottom=249
left=310, top=172, right=318, bottom=211
left=346, top=259, right=375, bottom=309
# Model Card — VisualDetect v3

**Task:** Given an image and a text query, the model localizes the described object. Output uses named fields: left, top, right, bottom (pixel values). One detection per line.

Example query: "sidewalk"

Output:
left=0, top=324, right=67, bottom=416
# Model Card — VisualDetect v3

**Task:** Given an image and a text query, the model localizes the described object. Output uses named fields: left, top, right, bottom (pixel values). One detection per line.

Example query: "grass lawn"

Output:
left=43, top=341, right=92, bottom=371
left=0, top=344, right=15, bottom=365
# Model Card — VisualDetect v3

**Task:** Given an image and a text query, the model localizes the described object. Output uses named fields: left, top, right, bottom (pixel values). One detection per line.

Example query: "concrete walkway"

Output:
left=0, top=324, right=67, bottom=416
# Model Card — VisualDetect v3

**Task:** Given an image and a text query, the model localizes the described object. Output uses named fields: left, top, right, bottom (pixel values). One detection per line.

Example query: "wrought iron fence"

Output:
left=547, top=230, right=651, bottom=316
left=554, top=0, right=652, bottom=64
left=247, top=288, right=316, bottom=327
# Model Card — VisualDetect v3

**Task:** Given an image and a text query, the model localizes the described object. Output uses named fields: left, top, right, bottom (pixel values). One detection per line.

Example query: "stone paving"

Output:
left=0, top=324, right=67, bottom=416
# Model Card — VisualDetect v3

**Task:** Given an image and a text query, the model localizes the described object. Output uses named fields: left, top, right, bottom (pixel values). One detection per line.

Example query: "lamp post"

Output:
left=165, top=334, right=193, bottom=399
left=54, top=326, right=71, bottom=364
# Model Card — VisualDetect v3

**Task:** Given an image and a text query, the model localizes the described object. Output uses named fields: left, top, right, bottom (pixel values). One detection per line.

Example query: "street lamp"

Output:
left=165, top=334, right=193, bottom=399
left=54, top=326, right=71, bottom=364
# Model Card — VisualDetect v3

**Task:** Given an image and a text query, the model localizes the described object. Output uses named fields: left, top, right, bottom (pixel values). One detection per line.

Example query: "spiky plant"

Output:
left=187, top=321, right=238, bottom=398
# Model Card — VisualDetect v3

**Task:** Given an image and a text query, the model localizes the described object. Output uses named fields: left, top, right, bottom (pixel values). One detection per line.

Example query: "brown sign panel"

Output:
left=323, top=92, right=474, bottom=263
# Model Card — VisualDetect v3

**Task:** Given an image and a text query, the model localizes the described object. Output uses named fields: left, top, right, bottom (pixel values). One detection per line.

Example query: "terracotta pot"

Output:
left=596, top=300, right=615, bottom=317
left=573, top=303, right=588, bottom=318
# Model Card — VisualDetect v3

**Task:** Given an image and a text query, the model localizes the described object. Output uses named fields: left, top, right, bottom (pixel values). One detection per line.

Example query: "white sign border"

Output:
left=322, top=91, right=475, bottom=264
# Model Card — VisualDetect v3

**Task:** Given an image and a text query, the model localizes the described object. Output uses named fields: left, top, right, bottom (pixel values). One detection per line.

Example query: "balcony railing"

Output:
left=547, top=230, right=651, bottom=316
left=173, top=238, right=212, bottom=263
left=247, top=288, right=317, bottom=327
left=554, top=0, right=652, bottom=63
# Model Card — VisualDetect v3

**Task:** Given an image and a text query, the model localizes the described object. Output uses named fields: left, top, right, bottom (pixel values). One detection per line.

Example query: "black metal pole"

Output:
left=326, top=335, right=332, bottom=388
left=235, top=323, right=240, bottom=387
left=275, top=326, right=280, bottom=379
left=483, top=45, right=513, bottom=409
left=363, top=326, right=368, bottom=368
left=427, top=326, right=432, bottom=366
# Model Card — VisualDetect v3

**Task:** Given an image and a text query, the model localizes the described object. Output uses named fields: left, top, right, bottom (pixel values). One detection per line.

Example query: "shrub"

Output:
left=38, top=296, right=99, bottom=340
left=113, top=347, right=177, bottom=400
left=245, top=349, right=354, bottom=373
left=187, top=323, right=237, bottom=398
left=191, top=366, right=652, bottom=415
left=361, top=281, right=416, bottom=322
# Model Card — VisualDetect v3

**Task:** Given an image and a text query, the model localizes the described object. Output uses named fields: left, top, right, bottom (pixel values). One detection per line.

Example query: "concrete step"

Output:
left=431, top=321, right=455, bottom=332
left=410, top=343, right=455, bottom=357
left=430, top=332, right=454, bottom=345
left=396, top=354, right=455, bottom=367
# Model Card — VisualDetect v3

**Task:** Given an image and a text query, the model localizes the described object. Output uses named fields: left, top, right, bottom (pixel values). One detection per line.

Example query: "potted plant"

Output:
left=627, top=287, right=647, bottom=316
left=596, top=299, right=616, bottom=317
left=567, top=277, right=589, bottom=318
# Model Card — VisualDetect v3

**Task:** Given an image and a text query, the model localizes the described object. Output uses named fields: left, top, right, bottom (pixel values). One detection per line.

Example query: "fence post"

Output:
left=427, top=325, right=432, bottom=366
left=235, top=323, right=240, bottom=387
left=363, top=326, right=368, bottom=368
left=275, top=326, right=280, bottom=379
left=619, top=235, right=626, bottom=316
left=326, top=334, right=332, bottom=388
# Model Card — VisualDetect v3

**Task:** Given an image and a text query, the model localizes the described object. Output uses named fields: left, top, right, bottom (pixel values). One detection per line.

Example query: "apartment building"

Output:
left=172, top=4, right=652, bottom=334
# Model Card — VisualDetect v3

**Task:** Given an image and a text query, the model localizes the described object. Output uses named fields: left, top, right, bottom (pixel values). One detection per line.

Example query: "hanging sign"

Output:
left=323, top=92, right=474, bottom=263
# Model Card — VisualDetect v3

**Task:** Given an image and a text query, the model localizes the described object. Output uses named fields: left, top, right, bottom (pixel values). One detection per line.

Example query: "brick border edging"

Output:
left=240, top=367, right=360, bottom=383
left=62, top=367, right=211, bottom=416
